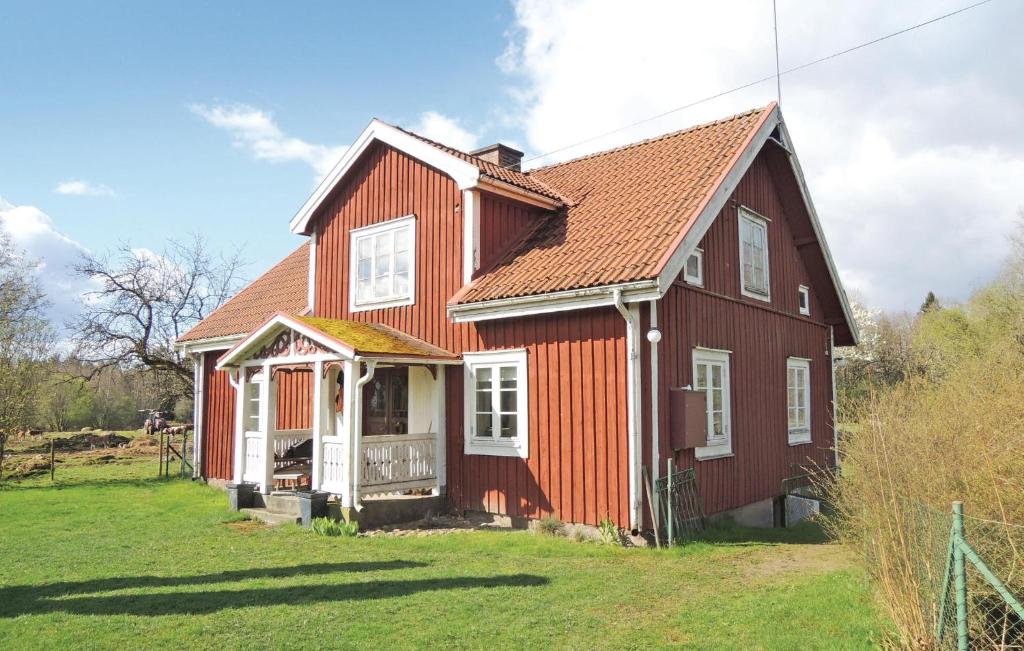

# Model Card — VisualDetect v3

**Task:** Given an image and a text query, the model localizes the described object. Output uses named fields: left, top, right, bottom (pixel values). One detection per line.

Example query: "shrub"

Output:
left=536, top=515, right=564, bottom=536
left=310, top=517, right=359, bottom=537
left=597, top=515, right=619, bottom=546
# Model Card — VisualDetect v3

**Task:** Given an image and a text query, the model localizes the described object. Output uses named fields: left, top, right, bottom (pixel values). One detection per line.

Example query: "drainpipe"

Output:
left=350, top=359, right=377, bottom=511
left=647, top=300, right=661, bottom=495
left=613, top=289, right=642, bottom=531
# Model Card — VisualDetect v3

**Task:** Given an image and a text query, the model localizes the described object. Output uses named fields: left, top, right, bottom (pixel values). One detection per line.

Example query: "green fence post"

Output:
left=666, top=457, right=674, bottom=546
left=952, top=501, right=968, bottom=651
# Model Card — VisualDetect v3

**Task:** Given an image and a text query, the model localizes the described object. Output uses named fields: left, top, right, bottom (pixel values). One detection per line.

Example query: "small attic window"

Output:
left=798, top=285, right=810, bottom=315
left=684, top=249, right=704, bottom=286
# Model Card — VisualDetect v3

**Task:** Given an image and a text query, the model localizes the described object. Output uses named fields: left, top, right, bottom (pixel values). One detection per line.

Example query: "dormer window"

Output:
left=349, top=215, right=416, bottom=312
left=684, top=249, right=704, bottom=286
left=739, top=207, right=770, bottom=301
left=798, top=285, right=810, bottom=315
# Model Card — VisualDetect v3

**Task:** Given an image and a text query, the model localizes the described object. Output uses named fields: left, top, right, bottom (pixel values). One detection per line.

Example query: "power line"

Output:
left=772, top=0, right=781, bottom=106
left=519, top=0, right=996, bottom=167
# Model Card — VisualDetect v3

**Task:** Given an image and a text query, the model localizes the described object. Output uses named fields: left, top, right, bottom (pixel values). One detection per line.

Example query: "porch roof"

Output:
left=217, top=312, right=459, bottom=368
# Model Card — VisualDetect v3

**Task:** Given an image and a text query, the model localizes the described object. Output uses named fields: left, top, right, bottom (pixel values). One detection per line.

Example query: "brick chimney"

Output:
left=470, top=143, right=524, bottom=172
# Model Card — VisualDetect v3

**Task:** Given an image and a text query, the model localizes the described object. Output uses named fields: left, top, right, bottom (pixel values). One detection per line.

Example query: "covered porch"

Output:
left=216, top=313, right=459, bottom=511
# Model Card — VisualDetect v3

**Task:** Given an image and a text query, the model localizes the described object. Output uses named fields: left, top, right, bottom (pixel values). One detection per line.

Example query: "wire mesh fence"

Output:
left=896, top=500, right=1024, bottom=649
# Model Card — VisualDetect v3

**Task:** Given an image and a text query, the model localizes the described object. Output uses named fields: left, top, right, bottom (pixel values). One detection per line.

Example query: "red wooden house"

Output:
left=177, top=103, right=857, bottom=531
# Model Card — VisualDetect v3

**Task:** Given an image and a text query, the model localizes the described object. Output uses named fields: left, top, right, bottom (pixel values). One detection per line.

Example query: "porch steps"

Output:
left=241, top=508, right=300, bottom=526
left=241, top=491, right=303, bottom=526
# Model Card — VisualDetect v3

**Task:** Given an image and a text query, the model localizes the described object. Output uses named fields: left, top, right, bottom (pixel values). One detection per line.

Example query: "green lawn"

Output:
left=0, top=458, right=886, bottom=650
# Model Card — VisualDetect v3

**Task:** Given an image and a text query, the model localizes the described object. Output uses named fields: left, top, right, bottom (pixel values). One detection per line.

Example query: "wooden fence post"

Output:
left=0, top=432, right=6, bottom=481
left=50, top=439, right=55, bottom=481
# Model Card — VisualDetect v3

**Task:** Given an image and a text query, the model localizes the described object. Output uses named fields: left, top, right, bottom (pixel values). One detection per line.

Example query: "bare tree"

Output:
left=69, top=236, right=244, bottom=398
left=0, top=233, right=51, bottom=432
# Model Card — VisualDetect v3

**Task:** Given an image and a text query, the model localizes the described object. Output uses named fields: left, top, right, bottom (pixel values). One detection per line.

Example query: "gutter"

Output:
left=613, top=289, right=643, bottom=531
left=448, top=280, right=660, bottom=323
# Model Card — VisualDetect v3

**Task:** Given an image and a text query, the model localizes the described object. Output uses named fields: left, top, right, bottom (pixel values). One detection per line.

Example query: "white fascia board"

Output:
left=447, top=281, right=658, bottom=323
left=217, top=313, right=356, bottom=369
left=656, top=107, right=781, bottom=294
left=475, top=178, right=561, bottom=210
left=776, top=119, right=859, bottom=345
left=175, top=334, right=245, bottom=354
left=290, top=119, right=481, bottom=235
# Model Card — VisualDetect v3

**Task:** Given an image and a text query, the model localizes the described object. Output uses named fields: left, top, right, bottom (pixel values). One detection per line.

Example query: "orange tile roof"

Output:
left=177, top=242, right=309, bottom=343
left=453, top=106, right=772, bottom=304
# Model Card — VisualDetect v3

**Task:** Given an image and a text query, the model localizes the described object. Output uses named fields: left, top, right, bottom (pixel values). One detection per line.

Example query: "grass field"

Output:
left=0, top=455, right=887, bottom=650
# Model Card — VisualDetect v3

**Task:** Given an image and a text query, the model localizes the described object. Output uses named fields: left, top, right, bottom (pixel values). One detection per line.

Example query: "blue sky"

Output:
left=3, top=0, right=1023, bottom=328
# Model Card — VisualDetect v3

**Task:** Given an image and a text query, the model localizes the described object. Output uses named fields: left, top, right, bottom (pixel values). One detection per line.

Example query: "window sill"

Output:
left=788, top=435, right=812, bottom=446
left=464, top=440, right=528, bottom=459
left=740, top=288, right=771, bottom=303
left=350, top=296, right=415, bottom=313
left=695, top=444, right=733, bottom=461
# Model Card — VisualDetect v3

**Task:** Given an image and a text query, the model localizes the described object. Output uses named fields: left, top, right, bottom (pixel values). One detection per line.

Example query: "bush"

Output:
left=597, top=515, right=620, bottom=546
left=310, top=517, right=359, bottom=537
left=536, top=515, right=564, bottom=537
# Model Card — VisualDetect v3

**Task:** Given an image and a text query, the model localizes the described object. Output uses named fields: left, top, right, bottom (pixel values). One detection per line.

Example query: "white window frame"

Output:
left=684, top=248, right=704, bottom=286
left=244, top=373, right=264, bottom=434
left=787, top=357, right=812, bottom=445
left=738, top=207, right=771, bottom=302
left=349, top=214, right=416, bottom=312
left=692, top=347, right=732, bottom=460
left=463, top=349, right=529, bottom=458
left=798, top=285, right=810, bottom=316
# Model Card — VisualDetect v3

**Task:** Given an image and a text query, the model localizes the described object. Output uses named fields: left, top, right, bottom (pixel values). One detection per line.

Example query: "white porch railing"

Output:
left=320, top=437, right=347, bottom=494
left=273, top=429, right=311, bottom=458
left=242, top=432, right=264, bottom=484
left=360, top=433, right=437, bottom=495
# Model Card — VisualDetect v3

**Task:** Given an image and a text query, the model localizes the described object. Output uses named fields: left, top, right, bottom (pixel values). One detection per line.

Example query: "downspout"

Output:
left=829, top=327, right=840, bottom=469
left=351, top=359, right=377, bottom=510
left=613, top=289, right=642, bottom=531
left=192, top=353, right=205, bottom=480
left=647, top=300, right=661, bottom=493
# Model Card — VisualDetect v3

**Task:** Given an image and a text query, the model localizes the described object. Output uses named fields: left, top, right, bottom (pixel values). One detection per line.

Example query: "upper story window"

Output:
left=739, top=208, right=770, bottom=301
left=692, top=347, right=732, bottom=460
left=684, top=248, right=704, bottom=286
left=787, top=358, right=811, bottom=445
left=463, top=349, right=529, bottom=458
left=350, top=215, right=416, bottom=312
left=798, top=285, right=810, bottom=315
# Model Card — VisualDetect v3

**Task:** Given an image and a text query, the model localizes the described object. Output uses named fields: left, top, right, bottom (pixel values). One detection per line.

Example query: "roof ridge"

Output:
left=527, top=105, right=769, bottom=173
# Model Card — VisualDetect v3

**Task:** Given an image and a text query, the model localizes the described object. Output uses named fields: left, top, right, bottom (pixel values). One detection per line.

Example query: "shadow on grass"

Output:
left=687, top=519, right=832, bottom=547
left=0, top=565, right=548, bottom=617
left=0, top=475, right=193, bottom=492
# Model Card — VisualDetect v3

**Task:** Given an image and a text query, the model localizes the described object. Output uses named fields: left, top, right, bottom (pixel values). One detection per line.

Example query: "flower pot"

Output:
left=227, top=482, right=256, bottom=511
left=298, top=490, right=330, bottom=527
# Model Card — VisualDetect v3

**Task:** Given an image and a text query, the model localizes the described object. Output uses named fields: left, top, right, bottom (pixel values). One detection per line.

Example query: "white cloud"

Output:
left=413, top=111, right=481, bottom=152
left=498, top=0, right=1024, bottom=311
left=0, top=197, right=95, bottom=330
left=54, top=179, right=115, bottom=197
left=189, top=103, right=348, bottom=180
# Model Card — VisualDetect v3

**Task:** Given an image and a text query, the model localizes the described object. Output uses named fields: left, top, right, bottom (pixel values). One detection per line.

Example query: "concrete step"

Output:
left=241, top=508, right=300, bottom=527
left=265, top=492, right=301, bottom=516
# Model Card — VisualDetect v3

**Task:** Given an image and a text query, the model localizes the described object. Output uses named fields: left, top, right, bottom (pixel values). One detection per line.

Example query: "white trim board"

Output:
left=289, top=119, right=559, bottom=236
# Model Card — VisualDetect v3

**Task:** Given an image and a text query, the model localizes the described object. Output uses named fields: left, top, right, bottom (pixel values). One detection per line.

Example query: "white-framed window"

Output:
left=463, top=349, right=529, bottom=458
left=692, top=347, right=732, bottom=459
left=798, top=285, right=810, bottom=315
left=739, top=207, right=770, bottom=301
left=684, top=248, right=704, bottom=286
left=787, top=358, right=811, bottom=445
left=349, top=215, right=416, bottom=312
left=244, top=375, right=263, bottom=432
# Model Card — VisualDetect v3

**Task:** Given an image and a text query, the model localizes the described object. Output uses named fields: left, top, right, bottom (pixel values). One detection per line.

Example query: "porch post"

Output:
left=340, top=359, right=358, bottom=508
left=232, top=369, right=247, bottom=484
left=311, top=360, right=324, bottom=490
left=260, top=361, right=276, bottom=494
left=433, top=364, right=447, bottom=495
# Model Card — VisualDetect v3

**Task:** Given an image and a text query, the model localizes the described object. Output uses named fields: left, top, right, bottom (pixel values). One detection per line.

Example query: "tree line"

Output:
left=0, top=233, right=242, bottom=434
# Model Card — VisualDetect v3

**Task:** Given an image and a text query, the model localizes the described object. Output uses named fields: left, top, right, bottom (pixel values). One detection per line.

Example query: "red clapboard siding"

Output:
left=201, top=351, right=235, bottom=481
left=648, top=151, right=835, bottom=516
left=306, top=141, right=631, bottom=527
left=274, top=369, right=313, bottom=431
left=477, top=194, right=543, bottom=277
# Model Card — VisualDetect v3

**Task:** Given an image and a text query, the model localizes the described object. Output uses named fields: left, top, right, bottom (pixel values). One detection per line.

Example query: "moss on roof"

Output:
left=296, top=316, right=454, bottom=359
